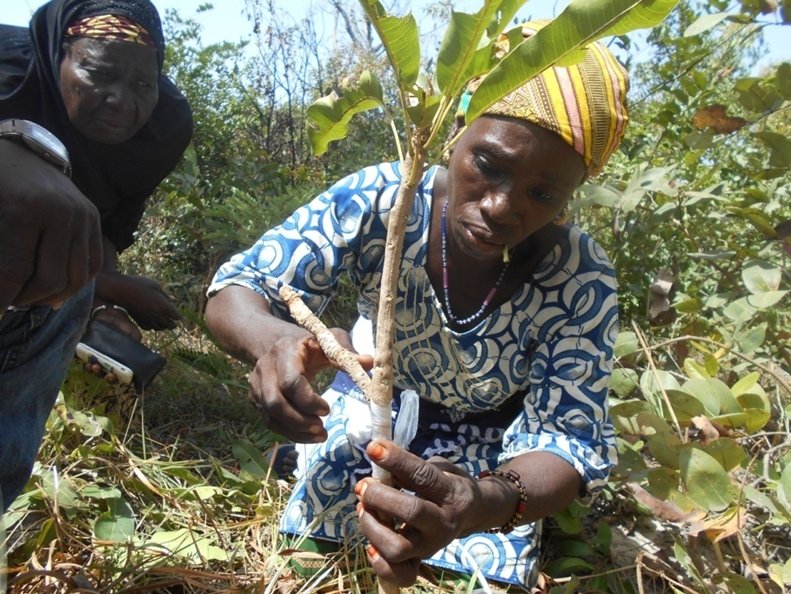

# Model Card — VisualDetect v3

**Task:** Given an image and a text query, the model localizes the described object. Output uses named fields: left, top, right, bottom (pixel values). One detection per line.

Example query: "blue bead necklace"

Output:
left=440, top=200, right=510, bottom=325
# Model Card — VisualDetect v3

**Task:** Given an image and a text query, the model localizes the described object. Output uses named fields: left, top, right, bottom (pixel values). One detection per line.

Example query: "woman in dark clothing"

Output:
left=0, top=0, right=193, bottom=338
left=0, top=0, right=192, bottom=512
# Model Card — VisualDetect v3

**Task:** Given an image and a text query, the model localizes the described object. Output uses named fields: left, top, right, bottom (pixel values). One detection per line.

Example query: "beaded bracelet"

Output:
left=477, top=469, right=529, bottom=534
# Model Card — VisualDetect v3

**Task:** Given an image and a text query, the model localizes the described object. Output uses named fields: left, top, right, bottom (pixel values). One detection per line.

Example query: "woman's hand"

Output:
left=249, top=328, right=371, bottom=443
left=96, top=272, right=181, bottom=331
left=354, top=441, right=481, bottom=587
left=92, top=300, right=142, bottom=341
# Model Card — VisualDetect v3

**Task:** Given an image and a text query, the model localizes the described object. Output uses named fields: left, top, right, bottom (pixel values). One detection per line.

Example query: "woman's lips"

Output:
left=463, top=223, right=505, bottom=256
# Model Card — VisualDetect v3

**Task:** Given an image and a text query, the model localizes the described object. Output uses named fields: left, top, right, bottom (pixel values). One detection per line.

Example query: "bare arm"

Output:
left=205, top=284, right=372, bottom=442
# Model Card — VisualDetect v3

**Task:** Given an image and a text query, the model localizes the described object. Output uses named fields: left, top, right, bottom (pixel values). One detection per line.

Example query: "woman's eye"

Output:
left=473, top=154, right=501, bottom=179
left=86, top=67, right=112, bottom=80
left=530, top=189, right=557, bottom=204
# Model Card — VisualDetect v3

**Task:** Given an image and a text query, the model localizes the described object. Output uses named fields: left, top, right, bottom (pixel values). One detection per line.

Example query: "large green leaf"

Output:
left=306, top=71, right=384, bottom=156
left=664, top=389, right=705, bottom=423
left=436, top=0, right=526, bottom=97
left=359, top=1, right=420, bottom=87
left=703, top=438, right=746, bottom=472
left=682, top=378, right=741, bottom=416
left=683, top=12, right=730, bottom=36
left=146, top=528, right=230, bottom=562
left=466, top=0, right=679, bottom=121
left=679, top=446, right=734, bottom=512
left=754, top=131, right=791, bottom=168
left=93, top=498, right=135, bottom=543
left=743, top=259, right=782, bottom=293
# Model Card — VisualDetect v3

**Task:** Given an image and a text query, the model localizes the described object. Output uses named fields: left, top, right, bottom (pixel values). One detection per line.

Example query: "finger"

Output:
left=357, top=481, right=437, bottom=544
left=249, top=371, right=328, bottom=442
left=367, top=441, right=452, bottom=502
left=365, top=545, right=421, bottom=588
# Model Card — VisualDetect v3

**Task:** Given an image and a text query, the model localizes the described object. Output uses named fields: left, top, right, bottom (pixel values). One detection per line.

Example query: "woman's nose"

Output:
left=103, top=82, right=132, bottom=109
left=480, top=189, right=516, bottom=224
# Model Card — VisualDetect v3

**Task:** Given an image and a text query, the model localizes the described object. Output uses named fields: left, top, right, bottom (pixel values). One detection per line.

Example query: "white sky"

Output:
left=5, top=0, right=790, bottom=68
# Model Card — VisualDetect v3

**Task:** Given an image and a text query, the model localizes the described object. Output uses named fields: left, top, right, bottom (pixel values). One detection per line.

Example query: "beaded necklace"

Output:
left=440, top=200, right=510, bottom=325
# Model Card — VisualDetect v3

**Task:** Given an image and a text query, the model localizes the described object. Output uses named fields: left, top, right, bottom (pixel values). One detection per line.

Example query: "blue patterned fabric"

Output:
left=209, top=162, right=618, bottom=588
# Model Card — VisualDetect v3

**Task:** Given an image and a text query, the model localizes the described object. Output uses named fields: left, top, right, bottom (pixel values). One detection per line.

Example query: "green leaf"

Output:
left=648, top=433, right=682, bottom=469
left=719, top=572, right=758, bottom=594
left=776, top=63, right=791, bottom=99
left=683, top=378, right=741, bottom=415
left=647, top=466, right=680, bottom=499
left=231, top=438, right=271, bottom=479
left=436, top=2, right=516, bottom=97
left=735, top=397, right=771, bottom=432
left=747, top=291, right=788, bottom=309
left=146, top=528, right=229, bottom=562
left=614, top=331, right=640, bottom=358
left=640, top=369, right=682, bottom=397
left=544, top=556, right=594, bottom=577
left=93, top=498, right=135, bottom=543
left=664, top=389, right=705, bottom=423
left=683, top=12, right=730, bottom=36
left=768, top=557, right=791, bottom=589
left=359, top=1, right=420, bottom=87
left=683, top=358, right=711, bottom=380
left=466, top=0, right=679, bottom=121
left=754, top=131, right=791, bottom=168
left=81, top=485, right=122, bottom=501
left=734, top=323, right=766, bottom=354
left=703, top=438, right=746, bottom=471
left=306, top=71, right=384, bottom=156
left=743, top=260, right=782, bottom=293
left=610, top=368, right=639, bottom=398
left=731, top=372, right=761, bottom=397
left=679, top=446, right=734, bottom=512
left=778, top=462, right=791, bottom=509
left=723, top=297, right=757, bottom=324
left=578, top=183, right=623, bottom=208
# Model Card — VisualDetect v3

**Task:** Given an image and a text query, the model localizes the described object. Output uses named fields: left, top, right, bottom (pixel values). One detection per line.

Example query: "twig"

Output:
left=647, top=334, right=791, bottom=397
left=632, top=321, right=684, bottom=439
left=278, top=284, right=371, bottom=394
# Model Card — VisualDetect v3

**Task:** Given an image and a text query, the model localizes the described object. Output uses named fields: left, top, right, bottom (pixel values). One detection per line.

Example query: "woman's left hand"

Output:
left=354, top=440, right=479, bottom=587
left=96, top=272, right=181, bottom=331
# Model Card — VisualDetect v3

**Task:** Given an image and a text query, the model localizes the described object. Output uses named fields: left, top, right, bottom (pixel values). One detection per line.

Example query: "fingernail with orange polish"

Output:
left=369, top=442, right=386, bottom=461
left=355, top=480, right=368, bottom=499
left=366, top=544, right=379, bottom=561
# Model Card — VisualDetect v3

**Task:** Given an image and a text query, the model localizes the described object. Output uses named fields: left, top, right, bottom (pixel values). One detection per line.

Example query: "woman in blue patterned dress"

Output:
left=205, top=24, right=629, bottom=590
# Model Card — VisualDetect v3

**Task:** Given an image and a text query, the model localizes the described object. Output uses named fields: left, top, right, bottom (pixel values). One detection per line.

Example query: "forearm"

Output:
left=461, top=451, right=582, bottom=536
left=204, top=284, right=311, bottom=365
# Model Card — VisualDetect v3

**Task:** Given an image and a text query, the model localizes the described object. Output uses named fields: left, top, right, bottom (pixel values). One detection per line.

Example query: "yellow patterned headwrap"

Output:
left=66, top=14, right=155, bottom=47
left=463, top=21, right=629, bottom=178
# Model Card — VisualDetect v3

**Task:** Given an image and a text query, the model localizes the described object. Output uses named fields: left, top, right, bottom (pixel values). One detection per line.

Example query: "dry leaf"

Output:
left=692, top=104, right=748, bottom=134
left=691, top=415, right=721, bottom=443
left=687, top=509, right=743, bottom=542
left=629, top=483, right=704, bottom=523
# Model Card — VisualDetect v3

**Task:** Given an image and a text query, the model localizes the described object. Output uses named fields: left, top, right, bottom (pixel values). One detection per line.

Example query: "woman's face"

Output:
left=59, top=37, right=159, bottom=144
left=446, top=115, right=586, bottom=262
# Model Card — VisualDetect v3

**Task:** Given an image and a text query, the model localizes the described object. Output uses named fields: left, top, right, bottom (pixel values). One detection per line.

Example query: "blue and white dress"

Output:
left=209, top=162, right=618, bottom=588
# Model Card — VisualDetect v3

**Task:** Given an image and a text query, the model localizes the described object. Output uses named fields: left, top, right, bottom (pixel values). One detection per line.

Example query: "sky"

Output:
left=5, top=0, right=790, bottom=68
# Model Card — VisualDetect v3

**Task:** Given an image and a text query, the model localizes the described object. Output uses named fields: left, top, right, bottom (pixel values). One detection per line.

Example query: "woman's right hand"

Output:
left=204, top=286, right=373, bottom=443
left=248, top=327, right=369, bottom=443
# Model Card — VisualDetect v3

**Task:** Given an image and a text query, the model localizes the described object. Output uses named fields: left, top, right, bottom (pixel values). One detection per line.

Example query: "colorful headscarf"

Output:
left=65, top=14, right=156, bottom=48
left=462, top=21, right=629, bottom=178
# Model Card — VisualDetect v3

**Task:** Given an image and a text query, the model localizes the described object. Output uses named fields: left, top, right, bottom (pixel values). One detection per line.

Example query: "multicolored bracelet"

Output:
left=477, top=468, right=529, bottom=534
